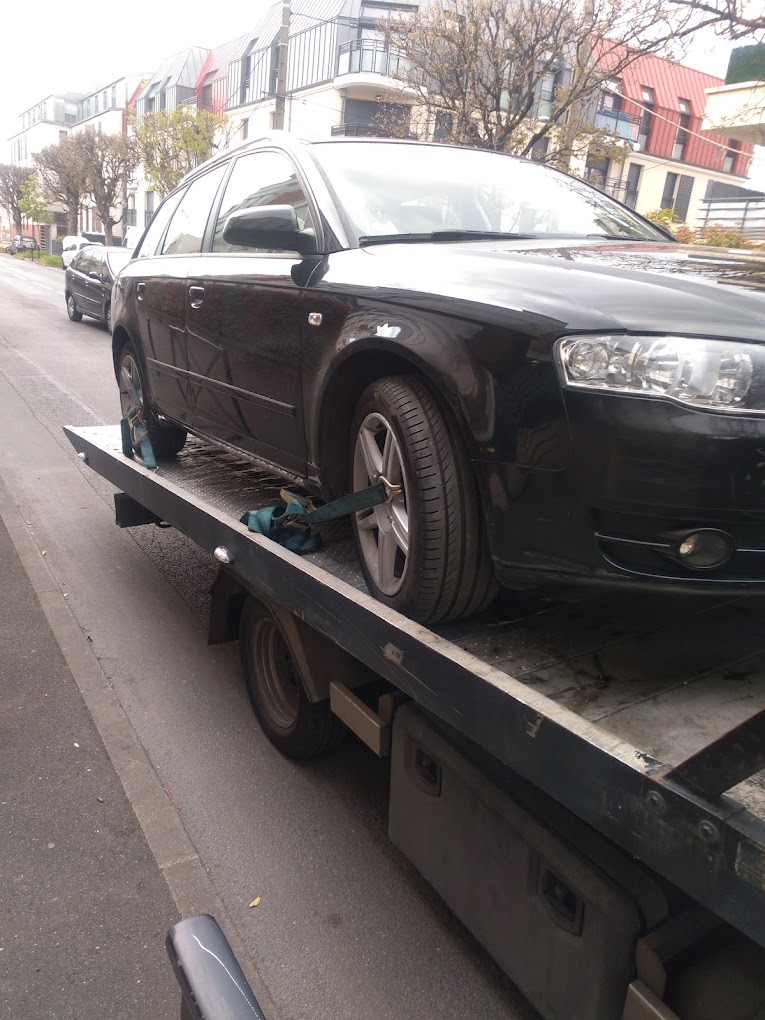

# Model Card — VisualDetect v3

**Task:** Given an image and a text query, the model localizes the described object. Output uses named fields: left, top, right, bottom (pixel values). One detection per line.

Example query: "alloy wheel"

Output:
left=118, top=353, right=142, bottom=419
left=352, top=412, right=410, bottom=596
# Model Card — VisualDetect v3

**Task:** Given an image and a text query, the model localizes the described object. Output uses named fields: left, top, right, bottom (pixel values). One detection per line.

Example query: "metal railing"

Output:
left=337, top=38, right=409, bottom=78
left=696, top=197, right=765, bottom=240
left=594, top=106, right=641, bottom=144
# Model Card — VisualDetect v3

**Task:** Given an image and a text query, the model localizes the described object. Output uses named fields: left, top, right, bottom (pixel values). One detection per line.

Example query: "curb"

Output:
left=0, top=472, right=282, bottom=1020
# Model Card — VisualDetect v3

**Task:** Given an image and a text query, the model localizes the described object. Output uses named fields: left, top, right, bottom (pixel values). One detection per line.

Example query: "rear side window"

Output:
left=212, top=150, right=314, bottom=253
left=134, top=188, right=187, bottom=259
left=162, top=164, right=227, bottom=255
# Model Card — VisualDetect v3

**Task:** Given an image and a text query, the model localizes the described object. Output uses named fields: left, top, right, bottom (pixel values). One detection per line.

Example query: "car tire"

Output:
left=350, top=374, right=498, bottom=624
left=239, top=597, right=347, bottom=759
left=117, top=342, right=187, bottom=458
left=66, top=292, right=83, bottom=322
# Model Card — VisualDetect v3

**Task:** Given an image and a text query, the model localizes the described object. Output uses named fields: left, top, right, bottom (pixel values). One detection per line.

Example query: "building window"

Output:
left=529, top=135, right=550, bottom=161
left=624, top=163, right=642, bottom=208
left=112, top=86, right=117, bottom=108
left=242, top=118, right=249, bottom=140
left=723, top=140, right=738, bottom=174
left=672, top=99, right=691, bottom=161
left=59, top=130, right=67, bottom=142
left=660, top=171, right=679, bottom=209
left=159, top=90, right=166, bottom=110
left=637, top=87, right=654, bottom=150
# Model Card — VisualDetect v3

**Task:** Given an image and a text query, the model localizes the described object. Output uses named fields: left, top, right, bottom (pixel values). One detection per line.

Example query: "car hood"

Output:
left=356, top=238, right=765, bottom=341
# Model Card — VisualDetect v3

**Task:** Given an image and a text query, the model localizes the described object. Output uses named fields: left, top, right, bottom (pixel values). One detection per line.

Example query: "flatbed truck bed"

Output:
left=66, top=424, right=765, bottom=1016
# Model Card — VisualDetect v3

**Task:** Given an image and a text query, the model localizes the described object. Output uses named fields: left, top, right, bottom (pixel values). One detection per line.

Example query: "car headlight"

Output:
left=556, top=334, right=765, bottom=412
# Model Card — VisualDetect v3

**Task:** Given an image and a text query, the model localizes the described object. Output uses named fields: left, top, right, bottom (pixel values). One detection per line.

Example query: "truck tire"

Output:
left=239, top=597, right=347, bottom=759
left=117, top=342, right=187, bottom=458
left=350, top=375, right=498, bottom=624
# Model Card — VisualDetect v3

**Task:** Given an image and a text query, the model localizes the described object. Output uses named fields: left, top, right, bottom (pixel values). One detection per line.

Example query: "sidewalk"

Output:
left=0, top=516, right=180, bottom=1019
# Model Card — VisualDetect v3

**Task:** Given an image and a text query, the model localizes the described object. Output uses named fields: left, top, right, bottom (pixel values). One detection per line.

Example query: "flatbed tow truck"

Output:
left=66, top=423, right=765, bottom=1020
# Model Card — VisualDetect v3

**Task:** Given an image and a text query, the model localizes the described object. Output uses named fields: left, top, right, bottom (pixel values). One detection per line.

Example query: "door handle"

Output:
left=188, top=285, right=205, bottom=309
left=136, top=282, right=145, bottom=300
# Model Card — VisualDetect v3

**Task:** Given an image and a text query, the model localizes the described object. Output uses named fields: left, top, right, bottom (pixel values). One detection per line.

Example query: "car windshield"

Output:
left=310, top=141, right=665, bottom=244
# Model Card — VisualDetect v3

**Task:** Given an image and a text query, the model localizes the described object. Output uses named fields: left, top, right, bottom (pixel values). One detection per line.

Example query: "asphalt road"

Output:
left=0, top=254, right=538, bottom=1020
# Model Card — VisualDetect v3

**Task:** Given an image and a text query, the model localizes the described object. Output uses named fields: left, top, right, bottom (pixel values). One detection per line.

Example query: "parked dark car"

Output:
left=111, top=134, right=765, bottom=622
left=66, top=246, right=131, bottom=332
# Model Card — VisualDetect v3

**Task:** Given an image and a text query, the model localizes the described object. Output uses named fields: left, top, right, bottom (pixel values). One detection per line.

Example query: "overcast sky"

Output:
left=1, top=0, right=762, bottom=187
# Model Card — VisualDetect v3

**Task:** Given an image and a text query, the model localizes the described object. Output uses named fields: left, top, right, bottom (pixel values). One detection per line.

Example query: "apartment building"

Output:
left=8, top=93, right=84, bottom=168
left=586, top=51, right=755, bottom=224
left=226, top=0, right=420, bottom=142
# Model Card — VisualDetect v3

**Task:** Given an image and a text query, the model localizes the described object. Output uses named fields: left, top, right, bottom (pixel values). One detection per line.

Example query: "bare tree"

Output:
left=0, top=164, right=32, bottom=234
left=666, top=0, right=764, bottom=40
left=380, top=0, right=693, bottom=166
left=78, top=132, right=140, bottom=244
left=34, top=136, right=89, bottom=236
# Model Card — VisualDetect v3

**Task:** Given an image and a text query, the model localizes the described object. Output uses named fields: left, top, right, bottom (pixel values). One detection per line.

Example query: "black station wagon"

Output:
left=111, top=133, right=765, bottom=622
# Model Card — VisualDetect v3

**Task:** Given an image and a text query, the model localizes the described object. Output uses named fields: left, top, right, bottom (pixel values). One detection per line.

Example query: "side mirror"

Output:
left=88, top=271, right=101, bottom=280
left=222, top=205, right=316, bottom=256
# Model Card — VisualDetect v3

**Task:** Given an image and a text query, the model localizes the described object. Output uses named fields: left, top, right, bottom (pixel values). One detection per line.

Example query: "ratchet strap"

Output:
left=120, top=381, right=157, bottom=470
left=240, top=477, right=398, bottom=555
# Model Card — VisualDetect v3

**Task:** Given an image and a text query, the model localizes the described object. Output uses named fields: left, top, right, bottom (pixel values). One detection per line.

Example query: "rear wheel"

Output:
left=66, top=293, right=82, bottom=322
left=350, top=375, right=497, bottom=624
left=239, top=597, right=347, bottom=759
left=117, top=342, right=187, bottom=458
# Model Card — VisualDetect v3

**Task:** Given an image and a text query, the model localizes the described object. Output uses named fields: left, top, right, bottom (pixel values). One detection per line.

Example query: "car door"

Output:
left=129, top=167, right=226, bottom=426
left=186, top=149, right=313, bottom=475
left=71, top=250, right=97, bottom=314
left=87, top=249, right=109, bottom=318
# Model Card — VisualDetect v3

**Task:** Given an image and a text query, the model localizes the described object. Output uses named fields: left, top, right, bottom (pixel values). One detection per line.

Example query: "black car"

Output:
left=65, top=246, right=131, bottom=332
left=111, top=134, right=765, bottom=622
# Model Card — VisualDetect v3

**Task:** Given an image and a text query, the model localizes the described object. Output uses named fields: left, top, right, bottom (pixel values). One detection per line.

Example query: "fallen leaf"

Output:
left=248, top=896, right=262, bottom=908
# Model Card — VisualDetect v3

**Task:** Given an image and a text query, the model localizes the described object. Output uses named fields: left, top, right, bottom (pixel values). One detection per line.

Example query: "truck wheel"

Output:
left=117, top=342, right=187, bottom=458
left=239, top=597, right=347, bottom=759
left=350, top=375, right=498, bottom=624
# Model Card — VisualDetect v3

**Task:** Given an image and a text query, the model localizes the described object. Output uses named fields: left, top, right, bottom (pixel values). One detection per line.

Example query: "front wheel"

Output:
left=117, top=342, right=187, bottom=458
left=66, top=293, right=82, bottom=322
left=239, top=598, right=347, bottom=759
left=350, top=375, right=498, bottom=624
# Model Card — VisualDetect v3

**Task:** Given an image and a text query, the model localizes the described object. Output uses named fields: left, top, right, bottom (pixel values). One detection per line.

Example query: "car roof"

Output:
left=176, top=131, right=527, bottom=192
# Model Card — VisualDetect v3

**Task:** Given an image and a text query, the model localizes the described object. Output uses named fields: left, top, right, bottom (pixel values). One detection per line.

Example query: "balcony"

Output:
left=337, top=38, right=409, bottom=78
left=703, top=81, right=765, bottom=146
left=593, top=107, right=641, bottom=145
left=331, top=122, right=411, bottom=137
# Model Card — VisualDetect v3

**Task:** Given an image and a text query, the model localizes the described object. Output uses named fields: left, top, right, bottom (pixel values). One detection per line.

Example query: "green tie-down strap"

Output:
left=240, top=479, right=391, bottom=555
left=121, top=381, right=157, bottom=470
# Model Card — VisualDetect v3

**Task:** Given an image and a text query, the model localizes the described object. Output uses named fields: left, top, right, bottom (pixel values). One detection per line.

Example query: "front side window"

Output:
left=212, top=151, right=314, bottom=253
left=161, top=164, right=227, bottom=256
left=134, top=188, right=186, bottom=259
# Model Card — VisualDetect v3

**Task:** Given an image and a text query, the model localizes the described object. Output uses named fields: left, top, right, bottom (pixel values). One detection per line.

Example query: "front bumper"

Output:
left=480, top=390, right=765, bottom=592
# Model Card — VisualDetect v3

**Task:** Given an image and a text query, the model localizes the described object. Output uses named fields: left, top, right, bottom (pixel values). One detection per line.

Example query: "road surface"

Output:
left=0, top=254, right=538, bottom=1020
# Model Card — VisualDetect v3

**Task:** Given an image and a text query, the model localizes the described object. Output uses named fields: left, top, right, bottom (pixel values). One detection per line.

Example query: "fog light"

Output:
left=675, top=529, right=734, bottom=570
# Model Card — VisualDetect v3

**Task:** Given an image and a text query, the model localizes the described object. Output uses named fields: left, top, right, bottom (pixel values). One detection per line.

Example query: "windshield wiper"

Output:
left=359, top=230, right=538, bottom=246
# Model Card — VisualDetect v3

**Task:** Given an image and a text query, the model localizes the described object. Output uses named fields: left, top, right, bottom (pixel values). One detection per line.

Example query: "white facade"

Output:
left=703, top=82, right=765, bottom=147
